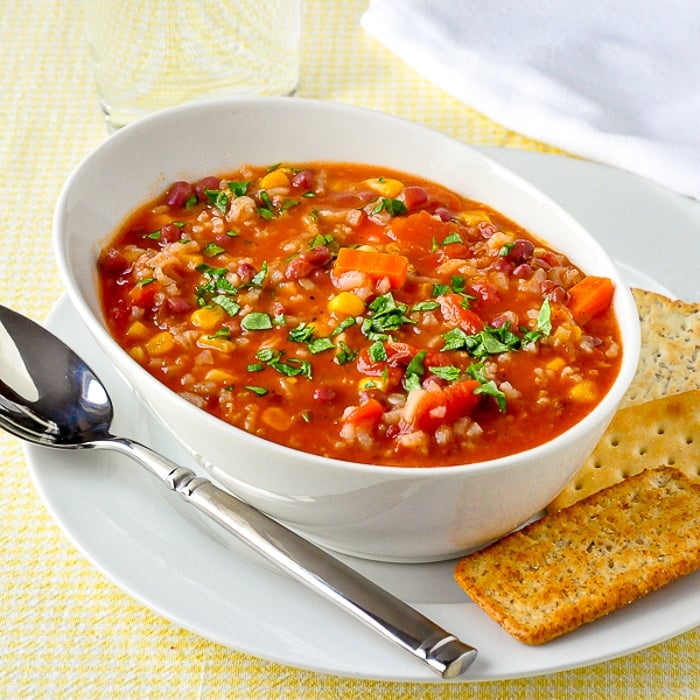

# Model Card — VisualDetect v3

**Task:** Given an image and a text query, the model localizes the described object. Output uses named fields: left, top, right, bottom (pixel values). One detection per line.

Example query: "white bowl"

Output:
left=53, top=98, right=640, bottom=562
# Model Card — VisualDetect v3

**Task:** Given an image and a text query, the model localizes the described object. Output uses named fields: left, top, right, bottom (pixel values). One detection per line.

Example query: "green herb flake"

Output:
left=229, top=180, right=250, bottom=197
left=371, top=197, right=408, bottom=217
left=441, top=232, right=463, bottom=246
left=411, top=300, right=440, bottom=312
left=281, top=198, right=300, bottom=212
left=246, top=363, right=265, bottom=372
left=135, top=277, right=156, bottom=287
left=308, top=337, right=335, bottom=354
left=241, top=312, right=273, bottom=331
left=205, top=188, right=229, bottom=214
left=330, top=316, right=356, bottom=336
left=404, top=350, right=427, bottom=391
left=432, top=283, right=450, bottom=297
left=207, top=327, right=231, bottom=340
left=499, top=242, right=516, bottom=256
left=245, top=385, right=268, bottom=396
left=288, top=322, right=316, bottom=344
left=335, top=341, right=358, bottom=365
left=202, top=242, right=226, bottom=257
left=211, top=294, right=241, bottom=317
left=368, top=340, right=388, bottom=363
left=536, top=298, right=553, bottom=336
left=145, top=230, right=161, bottom=240
left=429, top=365, right=461, bottom=382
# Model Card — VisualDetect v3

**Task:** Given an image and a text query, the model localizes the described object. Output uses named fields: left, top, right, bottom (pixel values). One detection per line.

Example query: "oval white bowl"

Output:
left=53, top=98, right=640, bottom=562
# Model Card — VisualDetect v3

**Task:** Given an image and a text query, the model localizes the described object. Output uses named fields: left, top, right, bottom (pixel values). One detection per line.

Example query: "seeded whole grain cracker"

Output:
left=547, top=389, right=700, bottom=512
left=454, top=467, right=700, bottom=645
left=621, top=288, right=699, bottom=408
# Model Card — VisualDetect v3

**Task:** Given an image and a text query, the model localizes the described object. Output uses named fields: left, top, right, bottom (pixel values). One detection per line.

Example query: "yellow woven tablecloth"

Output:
left=0, top=2, right=697, bottom=698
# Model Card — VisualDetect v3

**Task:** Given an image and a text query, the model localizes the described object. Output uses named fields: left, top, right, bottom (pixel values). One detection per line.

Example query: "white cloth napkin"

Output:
left=362, top=0, right=700, bottom=199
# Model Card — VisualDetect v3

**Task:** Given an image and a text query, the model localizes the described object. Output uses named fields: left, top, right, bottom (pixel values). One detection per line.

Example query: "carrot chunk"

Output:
left=406, top=380, right=481, bottom=432
left=567, top=276, right=615, bottom=325
left=334, top=247, right=409, bottom=289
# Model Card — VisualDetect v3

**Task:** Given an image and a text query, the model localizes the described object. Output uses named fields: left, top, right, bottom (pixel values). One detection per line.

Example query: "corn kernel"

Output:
left=546, top=357, right=567, bottom=373
left=363, top=177, right=404, bottom=198
left=191, top=305, right=226, bottom=330
left=568, top=380, right=597, bottom=403
left=358, top=376, right=387, bottom=392
left=197, top=335, right=236, bottom=353
left=328, top=291, right=365, bottom=316
left=259, top=169, right=290, bottom=189
left=457, top=210, right=492, bottom=226
left=125, top=320, right=149, bottom=339
left=145, top=331, right=175, bottom=357
left=204, top=369, right=235, bottom=384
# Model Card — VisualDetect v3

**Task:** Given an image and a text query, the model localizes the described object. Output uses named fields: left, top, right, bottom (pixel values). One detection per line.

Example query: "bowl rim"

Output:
left=52, top=96, right=641, bottom=479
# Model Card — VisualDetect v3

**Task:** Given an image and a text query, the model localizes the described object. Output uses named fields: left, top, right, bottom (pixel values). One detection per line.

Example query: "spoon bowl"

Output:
left=0, top=303, right=477, bottom=679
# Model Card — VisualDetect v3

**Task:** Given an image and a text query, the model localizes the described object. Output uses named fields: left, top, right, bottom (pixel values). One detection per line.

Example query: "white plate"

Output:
left=27, top=149, right=700, bottom=682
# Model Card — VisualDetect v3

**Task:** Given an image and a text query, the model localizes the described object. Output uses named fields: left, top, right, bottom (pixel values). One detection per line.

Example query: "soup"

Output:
left=98, top=162, right=622, bottom=466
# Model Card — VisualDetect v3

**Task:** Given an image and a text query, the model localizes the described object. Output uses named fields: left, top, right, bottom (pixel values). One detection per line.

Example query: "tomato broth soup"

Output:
left=98, top=162, right=622, bottom=467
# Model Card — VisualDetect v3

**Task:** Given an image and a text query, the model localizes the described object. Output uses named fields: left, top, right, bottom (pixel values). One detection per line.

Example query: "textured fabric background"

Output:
left=0, top=1, right=697, bottom=698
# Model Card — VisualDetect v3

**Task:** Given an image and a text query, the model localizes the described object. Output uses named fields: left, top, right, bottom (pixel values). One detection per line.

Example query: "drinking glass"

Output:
left=83, top=0, right=303, bottom=131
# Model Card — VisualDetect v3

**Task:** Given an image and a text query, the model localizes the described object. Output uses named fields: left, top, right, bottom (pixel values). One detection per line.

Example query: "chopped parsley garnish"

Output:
left=205, top=188, right=229, bottom=214
left=404, top=350, right=426, bottom=392
left=370, top=197, right=408, bottom=217
left=467, top=360, right=507, bottom=412
left=368, top=340, right=388, bottom=363
left=441, top=232, right=464, bottom=246
left=241, top=312, right=273, bottom=331
left=245, top=385, right=268, bottom=396
left=211, top=294, right=241, bottom=317
left=335, top=341, right=358, bottom=365
left=442, top=323, right=522, bottom=357
left=228, top=180, right=249, bottom=197
left=411, top=300, right=440, bottom=312
left=195, top=264, right=237, bottom=307
left=202, top=242, right=226, bottom=257
left=136, top=277, right=155, bottom=287
left=429, top=364, right=461, bottom=382
left=499, top=241, right=516, bottom=256
left=253, top=348, right=312, bottom=379
left=361, top=292, right=414, bottom=340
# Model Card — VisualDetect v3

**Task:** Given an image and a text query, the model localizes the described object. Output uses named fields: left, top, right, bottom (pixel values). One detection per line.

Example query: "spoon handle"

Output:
left=101, top=436, right=477, bottom=679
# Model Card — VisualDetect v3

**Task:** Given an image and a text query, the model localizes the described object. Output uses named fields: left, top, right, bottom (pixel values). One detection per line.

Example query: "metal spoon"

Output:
left=0, top=304, right=477, bottom=679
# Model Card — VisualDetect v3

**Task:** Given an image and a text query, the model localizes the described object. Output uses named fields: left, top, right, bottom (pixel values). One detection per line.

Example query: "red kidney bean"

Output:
left=165, top=296, right=193, bottom=314
left=313, top=386, right=336, bottom=403
left=285, top=246, right=332, bottom=280
left=165, top=181, right=194, bottom=208
left=237, top=262, right=256, bottom=283
left=493, top=257, right=515, bottom=274
left=434, top=206, right=453, bottom=222
left=512, top=263, right=533, bottom=278
left=291, top=169, right=314, bottom=190
left=505, top=238, right=534, bottom=264
left=195, top=176, right=221, bottom=201
left=99, top=248, right=130, bottom=274
left=160, top=223, right=182, bottom=243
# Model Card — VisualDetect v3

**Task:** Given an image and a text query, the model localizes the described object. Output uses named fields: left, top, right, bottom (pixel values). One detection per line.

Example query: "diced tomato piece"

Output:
left=342, top=398, right=384, bottom=428
left=406, top=380, right=481, bottom=432
left=437, top=294, right=484, bottom=334
left=127, top=281, right=159, bottom=308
